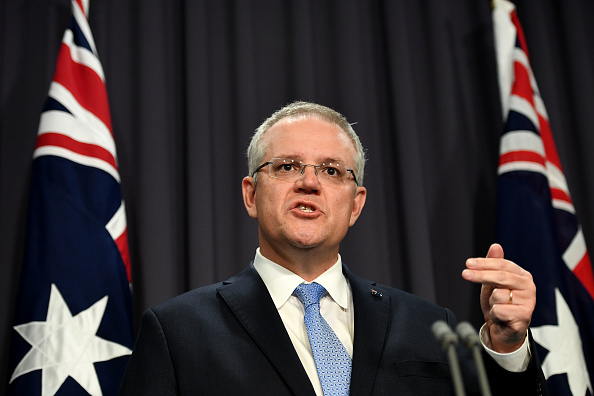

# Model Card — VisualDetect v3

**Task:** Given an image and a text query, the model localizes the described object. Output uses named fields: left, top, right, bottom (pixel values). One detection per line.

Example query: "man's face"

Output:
left=242, top=116, right=367, bottom=263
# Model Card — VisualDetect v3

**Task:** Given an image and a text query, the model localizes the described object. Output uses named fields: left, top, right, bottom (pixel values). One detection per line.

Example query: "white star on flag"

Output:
left=10, top=284, right=132, bottom=396
left=531, top=288, right=592, bottom=396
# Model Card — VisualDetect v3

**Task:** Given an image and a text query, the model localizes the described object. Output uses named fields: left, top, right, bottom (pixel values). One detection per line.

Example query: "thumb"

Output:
left=486, top=243, right=504, bottom=259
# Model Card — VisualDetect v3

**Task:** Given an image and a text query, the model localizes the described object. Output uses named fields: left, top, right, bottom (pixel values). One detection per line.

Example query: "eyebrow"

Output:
left=271, top=155, right=349, bottom=165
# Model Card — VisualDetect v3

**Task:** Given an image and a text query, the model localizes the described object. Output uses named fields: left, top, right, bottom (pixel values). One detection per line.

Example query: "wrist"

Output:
left=481, top=324, right=525, bottom=353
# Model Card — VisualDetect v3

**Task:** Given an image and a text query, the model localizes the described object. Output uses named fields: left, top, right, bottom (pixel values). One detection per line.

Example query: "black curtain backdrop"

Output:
left=2, top=0, right=594, bottom=388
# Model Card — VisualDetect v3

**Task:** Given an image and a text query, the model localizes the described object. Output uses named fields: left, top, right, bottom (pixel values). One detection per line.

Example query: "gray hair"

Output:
left=247, top=101, right=366, bottom=186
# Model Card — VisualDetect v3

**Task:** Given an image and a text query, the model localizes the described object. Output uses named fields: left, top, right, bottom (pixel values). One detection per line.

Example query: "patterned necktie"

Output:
left=294, top=282, right=352, bottom=396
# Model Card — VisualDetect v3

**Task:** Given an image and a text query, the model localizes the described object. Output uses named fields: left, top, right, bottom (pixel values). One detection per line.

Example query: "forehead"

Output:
left=262, top=116, right=356, bottom=163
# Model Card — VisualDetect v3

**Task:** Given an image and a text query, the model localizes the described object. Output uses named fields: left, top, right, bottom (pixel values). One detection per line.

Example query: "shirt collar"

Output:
left=252, top=248, right=349, bottom=310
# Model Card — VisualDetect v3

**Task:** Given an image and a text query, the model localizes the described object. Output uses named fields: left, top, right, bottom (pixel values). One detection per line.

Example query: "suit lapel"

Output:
left=345, top=266, right=391, bottom=396
left=217, top=265, right=316, bottom=396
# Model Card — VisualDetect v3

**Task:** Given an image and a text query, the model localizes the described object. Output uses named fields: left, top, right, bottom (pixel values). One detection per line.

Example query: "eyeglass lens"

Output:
left=268, top=158, right=353, bottom=185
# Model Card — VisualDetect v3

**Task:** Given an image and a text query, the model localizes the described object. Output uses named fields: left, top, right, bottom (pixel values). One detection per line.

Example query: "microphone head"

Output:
left=456, top=322, right=481, bottom=348
left=431, top=320, right=459, bottom=350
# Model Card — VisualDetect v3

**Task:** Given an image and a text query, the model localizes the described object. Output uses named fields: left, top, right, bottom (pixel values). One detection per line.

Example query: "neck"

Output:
left=259, top=243, right=339, bottom=281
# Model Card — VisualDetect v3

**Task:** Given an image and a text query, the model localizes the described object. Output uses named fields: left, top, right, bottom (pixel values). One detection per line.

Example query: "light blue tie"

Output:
left=294, top=283, right=351, bottom=396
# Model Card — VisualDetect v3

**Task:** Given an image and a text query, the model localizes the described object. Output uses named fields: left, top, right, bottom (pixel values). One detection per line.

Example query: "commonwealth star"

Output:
left=10, top=284, right=132, bottom=396
left=531, top=288, right=592, bottom=396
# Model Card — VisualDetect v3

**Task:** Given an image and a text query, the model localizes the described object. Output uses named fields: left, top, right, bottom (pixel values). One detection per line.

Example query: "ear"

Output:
left=349, top=186, right=367, bottom=227
left=242, top=176, right=258, bottom=219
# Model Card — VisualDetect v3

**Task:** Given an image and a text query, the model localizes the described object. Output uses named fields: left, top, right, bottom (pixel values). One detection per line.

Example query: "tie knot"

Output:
left=294, top=282, right=327, bottom=308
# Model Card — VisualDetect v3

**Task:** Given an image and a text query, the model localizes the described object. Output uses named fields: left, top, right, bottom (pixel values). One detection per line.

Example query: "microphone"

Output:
left=432, top=320, right=466, bottom=396
left=456, top=322, right=492, bottom=396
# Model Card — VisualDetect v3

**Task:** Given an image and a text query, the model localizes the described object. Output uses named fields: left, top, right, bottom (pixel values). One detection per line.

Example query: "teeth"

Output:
left=299, top=205, right=314, bottom=212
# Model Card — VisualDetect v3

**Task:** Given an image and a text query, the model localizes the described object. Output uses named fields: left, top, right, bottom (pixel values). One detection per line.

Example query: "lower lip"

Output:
left=290, top=208, right=321, bottom=218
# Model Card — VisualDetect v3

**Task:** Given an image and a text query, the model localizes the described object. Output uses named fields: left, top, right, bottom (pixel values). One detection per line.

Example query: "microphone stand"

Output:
left=456, top=322, right=492, bottom=396
left=432, top=320, right=466, bottom=396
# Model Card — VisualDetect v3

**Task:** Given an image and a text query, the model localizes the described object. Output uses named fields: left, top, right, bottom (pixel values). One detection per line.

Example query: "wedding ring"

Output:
left=508, top=290, right=513, bottom=304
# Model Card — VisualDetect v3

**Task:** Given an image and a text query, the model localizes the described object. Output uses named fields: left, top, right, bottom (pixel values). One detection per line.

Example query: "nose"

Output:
left=295, top=164, right=320, bottom=192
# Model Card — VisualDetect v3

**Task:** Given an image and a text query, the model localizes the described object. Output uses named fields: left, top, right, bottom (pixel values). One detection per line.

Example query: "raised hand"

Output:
left=462, top=243, right=536, bottom=353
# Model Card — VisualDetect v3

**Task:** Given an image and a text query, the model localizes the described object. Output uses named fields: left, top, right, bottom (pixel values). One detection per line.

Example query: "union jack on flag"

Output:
left=493, top=1, right=594, bottom=395
left=7, top=0, right=134, bottom=395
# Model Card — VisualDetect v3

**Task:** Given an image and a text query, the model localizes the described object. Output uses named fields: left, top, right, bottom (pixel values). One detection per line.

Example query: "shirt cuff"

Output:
left=479, top=324, right=531, bottom=372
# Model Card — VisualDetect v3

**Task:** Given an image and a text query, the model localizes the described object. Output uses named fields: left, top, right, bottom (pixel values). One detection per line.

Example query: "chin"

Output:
left=288, top=232, right=323, bottom=249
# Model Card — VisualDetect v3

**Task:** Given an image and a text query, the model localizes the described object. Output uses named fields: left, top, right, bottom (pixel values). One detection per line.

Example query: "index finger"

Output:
left=466, top=257, right=527, bottom=276
left=462, top=261, right=533, bottom=290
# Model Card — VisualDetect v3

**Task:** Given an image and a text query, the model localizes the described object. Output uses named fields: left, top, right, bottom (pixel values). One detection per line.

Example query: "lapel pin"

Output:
left=371, top=289, right=383, bottom=298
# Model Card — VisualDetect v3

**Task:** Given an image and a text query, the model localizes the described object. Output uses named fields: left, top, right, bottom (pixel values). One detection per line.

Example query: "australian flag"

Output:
left=492, top=1, right=594, bottom=395
left=7, top=0, right=134, bottom=395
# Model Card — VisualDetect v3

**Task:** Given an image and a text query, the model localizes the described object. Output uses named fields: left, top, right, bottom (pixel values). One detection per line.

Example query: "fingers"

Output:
left=489, top=288, right=513, bottom=306
left=489, top=303, right=532, bottom=325
left=467, top=257, right=525, bottom=275
left=461, top=260, right=532, bottom=291
left=486, top=288, right=534, bottom=332
left=486, top=287, right=535, bottom=318
left=486, top=243, right=504, bottom=259
left=462, top=243, right=532, bottom=290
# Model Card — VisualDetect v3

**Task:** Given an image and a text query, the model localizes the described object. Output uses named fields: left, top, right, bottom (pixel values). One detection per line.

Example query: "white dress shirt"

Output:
left=252, top=248, right=529, bottom=395
left=253, top=249, right=352, bottom=396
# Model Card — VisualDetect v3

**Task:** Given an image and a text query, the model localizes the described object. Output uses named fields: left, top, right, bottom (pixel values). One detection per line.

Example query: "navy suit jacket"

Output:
left=119, top=264, right=547, bottom=395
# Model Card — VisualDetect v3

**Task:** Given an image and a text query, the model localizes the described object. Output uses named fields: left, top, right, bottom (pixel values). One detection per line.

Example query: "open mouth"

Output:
left=298, top=204, right=315, bottom=213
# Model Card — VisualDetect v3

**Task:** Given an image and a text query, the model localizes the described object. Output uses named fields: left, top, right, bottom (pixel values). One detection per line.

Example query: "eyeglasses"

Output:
left=252, top=158, right=358, bottom=186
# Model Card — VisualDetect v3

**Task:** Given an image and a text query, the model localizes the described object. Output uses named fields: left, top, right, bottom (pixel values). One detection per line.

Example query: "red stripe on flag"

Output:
left=550, top=188, right=572, bottom=205
left=499, top=150, right=545, bottom=167
left=36, top=132, right=117, bottom=169
left=538, top=114, right=563, bottom=171
left=511, top=10, right=530, bottom=59
left=115, top=229, right=132, bottom=282
left=75, top=0, right=85, bottom=16
left=53, top=43, right=113, bottom=134
left=573, top=252, right=594, bottom=300
left=511, top=61, right=534, bottom=106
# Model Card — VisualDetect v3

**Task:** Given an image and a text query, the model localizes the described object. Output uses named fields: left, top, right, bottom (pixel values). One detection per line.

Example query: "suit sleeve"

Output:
left=118, top=309, right=178, bottom=395
left=444, top=309, right=548, bottom=396
left=482, top=331, right=549, bottom=396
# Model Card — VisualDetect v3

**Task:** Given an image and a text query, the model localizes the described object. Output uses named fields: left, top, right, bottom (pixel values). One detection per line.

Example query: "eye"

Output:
left=275, top=160, right=300, bottom=174
left=322, top=165, right=341, bottom=178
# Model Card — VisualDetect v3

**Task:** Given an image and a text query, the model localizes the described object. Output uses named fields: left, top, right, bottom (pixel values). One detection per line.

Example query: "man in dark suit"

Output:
left=119, top=101, right=547, bottom=395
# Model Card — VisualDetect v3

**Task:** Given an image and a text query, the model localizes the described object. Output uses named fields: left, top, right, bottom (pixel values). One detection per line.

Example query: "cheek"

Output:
left=255, top=188, right=284, bottom=221
left=331, top=198, right=355, bottom=223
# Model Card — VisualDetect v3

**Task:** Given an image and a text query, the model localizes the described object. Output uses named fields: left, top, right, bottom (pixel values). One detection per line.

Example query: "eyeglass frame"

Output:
left=252, top=157, right=359, bottom=186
